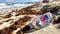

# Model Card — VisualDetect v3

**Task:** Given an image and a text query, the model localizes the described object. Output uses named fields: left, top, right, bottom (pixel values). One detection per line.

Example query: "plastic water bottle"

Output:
left=29, top=12, right=53, bottom=29
left=19, top=12, right=53, bottom=33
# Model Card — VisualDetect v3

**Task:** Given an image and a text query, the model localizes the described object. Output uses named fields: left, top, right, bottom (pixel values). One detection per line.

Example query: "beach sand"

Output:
left=27, top=23, right=60, bottom=34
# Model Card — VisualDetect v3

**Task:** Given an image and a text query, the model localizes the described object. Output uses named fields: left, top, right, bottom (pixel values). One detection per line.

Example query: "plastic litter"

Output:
left=20, top=12, right=53, bottom=33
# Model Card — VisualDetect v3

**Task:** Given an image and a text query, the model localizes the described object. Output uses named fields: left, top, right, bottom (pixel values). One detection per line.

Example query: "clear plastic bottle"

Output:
left=19, top=12, right=53, bottom=33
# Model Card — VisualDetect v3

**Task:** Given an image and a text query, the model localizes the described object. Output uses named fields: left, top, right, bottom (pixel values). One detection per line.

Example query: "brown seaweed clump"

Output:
left=0, top=16, right=32, bottom=34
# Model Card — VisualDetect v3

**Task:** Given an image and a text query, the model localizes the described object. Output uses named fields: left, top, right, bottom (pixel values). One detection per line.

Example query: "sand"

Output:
left=27, top=23, right=60, bottom=34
